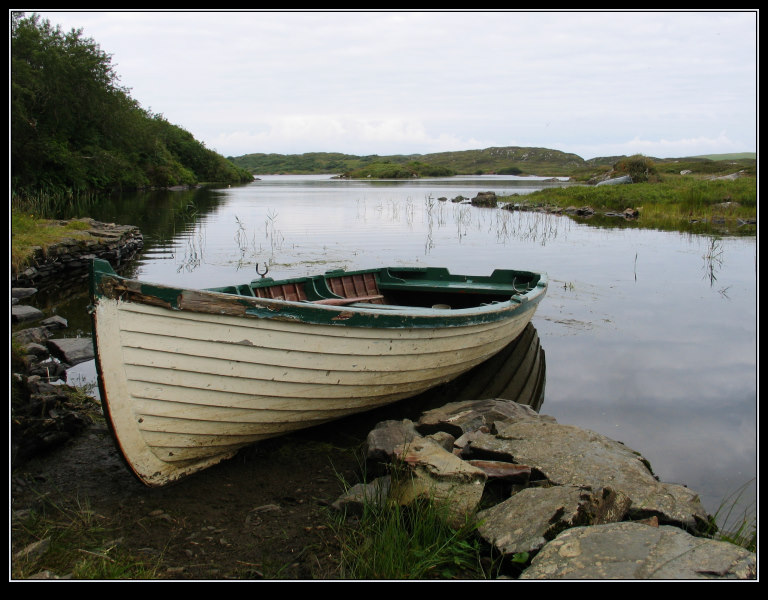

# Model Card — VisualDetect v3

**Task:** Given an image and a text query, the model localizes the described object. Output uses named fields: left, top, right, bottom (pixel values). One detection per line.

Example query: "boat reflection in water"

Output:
left=406, top=321, right=546, bottom=415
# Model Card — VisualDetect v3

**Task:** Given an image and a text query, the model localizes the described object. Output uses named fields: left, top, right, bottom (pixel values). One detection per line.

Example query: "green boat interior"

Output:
left=209, top=267, right=544, bottom=310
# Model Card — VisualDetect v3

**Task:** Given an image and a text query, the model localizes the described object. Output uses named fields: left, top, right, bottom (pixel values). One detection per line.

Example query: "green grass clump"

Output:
left=329, top=495, right=486, bottom=579
left=326, top=451, right=494, bottom=580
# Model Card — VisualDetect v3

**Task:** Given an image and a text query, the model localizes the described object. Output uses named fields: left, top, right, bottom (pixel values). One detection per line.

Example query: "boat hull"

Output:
left=91, top=263, right=546, bottom=486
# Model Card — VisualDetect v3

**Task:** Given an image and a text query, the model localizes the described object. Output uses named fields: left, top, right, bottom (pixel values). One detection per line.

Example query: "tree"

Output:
left=11, top=13, right=130, bottom=189
left=11, top=12, right=252, bottom=196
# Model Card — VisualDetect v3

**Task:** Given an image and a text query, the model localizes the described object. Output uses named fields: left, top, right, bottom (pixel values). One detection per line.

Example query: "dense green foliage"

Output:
left=343, top=160, right=455, bottom=179
left=230, top=151, right=397, bottom=174
left=412, top=146, right=586, bottom=176
left=11, top=13, right=252, bottom=198
left=232, top=153, right=457, bottom=178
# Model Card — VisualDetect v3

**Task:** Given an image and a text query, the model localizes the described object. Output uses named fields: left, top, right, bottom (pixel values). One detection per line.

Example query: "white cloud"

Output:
left=564, top=132, right=749, bottom=160
left=212, top=115, right=487, bottom=156
left=32, top=10, right=758, bottom=159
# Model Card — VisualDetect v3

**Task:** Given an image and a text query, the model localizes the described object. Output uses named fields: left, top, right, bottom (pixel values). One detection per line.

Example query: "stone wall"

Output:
left=11, top=219, right=143, bottom=291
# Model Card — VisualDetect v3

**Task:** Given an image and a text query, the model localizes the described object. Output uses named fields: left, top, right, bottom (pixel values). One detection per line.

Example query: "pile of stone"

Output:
left=11, top=217, right=142, bottom=465
left=332, top=398, right=755, bottom=580
left=12, top=286, right=98, bottom=466
left=11, top=371, right=95, bottom=466
left=501, top=203, right=640, bottom=220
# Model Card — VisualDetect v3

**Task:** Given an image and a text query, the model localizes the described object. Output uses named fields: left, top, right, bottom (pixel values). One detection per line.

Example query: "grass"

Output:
left=325, top=450, right=500, bottom=580
left=328, top=493, right=489, bottom=579
left=503, top=176, right=756, bottom=230
left=326, top=478, right=758, bottom=580
left=11, top=209, right=101, bottom=275
left=11, top=492, right=164, bottom=580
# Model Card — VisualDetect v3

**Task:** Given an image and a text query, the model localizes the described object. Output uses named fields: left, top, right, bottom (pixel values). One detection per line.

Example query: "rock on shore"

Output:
left=11, top=295, right=99, bottom=466
left=12, top=218, right=142, bottom=465
left=333, top=398, right=755, bottom=580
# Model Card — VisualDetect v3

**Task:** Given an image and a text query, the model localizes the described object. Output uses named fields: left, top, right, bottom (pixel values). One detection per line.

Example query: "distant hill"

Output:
left=230, top=146, right=589, bottom=177
left=689, top=152, right=756, bottom=161
left=398, top=146, right=585, bottom=176
left=229, top=147, right=756, bottom=179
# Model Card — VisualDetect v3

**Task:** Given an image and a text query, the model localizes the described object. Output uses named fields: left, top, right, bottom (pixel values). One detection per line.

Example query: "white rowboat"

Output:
left=90, top=259, right=547, bottom=486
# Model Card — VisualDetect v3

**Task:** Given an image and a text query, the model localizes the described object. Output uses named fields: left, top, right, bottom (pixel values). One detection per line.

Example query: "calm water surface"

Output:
left=60, top=175, right=757, bottom=526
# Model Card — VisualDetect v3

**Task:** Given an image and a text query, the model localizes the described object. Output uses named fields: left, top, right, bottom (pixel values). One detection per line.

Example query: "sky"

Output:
left=29, top=10, right=758, bottom=160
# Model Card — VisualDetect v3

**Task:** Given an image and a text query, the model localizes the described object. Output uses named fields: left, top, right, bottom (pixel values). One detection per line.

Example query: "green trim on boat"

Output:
left=90, top=258, right=547, bottom=330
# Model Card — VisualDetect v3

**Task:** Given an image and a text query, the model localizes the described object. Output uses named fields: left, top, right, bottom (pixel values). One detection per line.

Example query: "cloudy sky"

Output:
left=33, top=10, right=757, bottom=160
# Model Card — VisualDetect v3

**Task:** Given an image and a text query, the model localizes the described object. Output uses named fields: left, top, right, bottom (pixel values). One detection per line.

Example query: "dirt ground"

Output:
left=10, top=408, right=387, bottom=580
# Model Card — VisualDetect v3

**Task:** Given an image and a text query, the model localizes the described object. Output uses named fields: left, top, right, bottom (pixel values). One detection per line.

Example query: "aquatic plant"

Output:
left=708, top=480, right=756, bottom=552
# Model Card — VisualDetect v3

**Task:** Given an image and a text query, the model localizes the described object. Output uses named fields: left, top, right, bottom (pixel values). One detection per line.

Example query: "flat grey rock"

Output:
left=521, top=522, right=756, bottom=579
left=11, top=287, right=38, bottom=299
left=596, top=175, right=632, bottom=186
left=477, top=485, right=631, bottom=556
left=468, top=420, right=709, bottom=531
left=331, top=476, right=391, bottom=515
left=46, top=338, right=94, bottom=366
left=12, top=305, right=45, bottom=323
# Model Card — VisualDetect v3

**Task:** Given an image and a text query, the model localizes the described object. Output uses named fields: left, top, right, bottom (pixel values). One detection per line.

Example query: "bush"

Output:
left=614, top=154, right=658, bottom=183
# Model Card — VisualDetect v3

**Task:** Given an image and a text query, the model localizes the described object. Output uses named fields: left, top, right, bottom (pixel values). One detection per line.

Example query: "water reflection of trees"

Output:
left=117, top=187, right=227, bottom=244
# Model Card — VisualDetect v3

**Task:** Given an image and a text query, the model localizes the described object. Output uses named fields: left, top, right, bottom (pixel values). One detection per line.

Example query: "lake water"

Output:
left=56, top=175, right=757, bottom=528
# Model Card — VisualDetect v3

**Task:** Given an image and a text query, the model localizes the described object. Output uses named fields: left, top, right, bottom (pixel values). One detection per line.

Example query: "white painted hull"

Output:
left=94, top=296, right=539, bottom=486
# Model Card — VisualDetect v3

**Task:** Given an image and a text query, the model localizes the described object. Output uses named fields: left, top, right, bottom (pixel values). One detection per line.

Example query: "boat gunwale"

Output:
left=90, top=259, right=548, bottom=330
